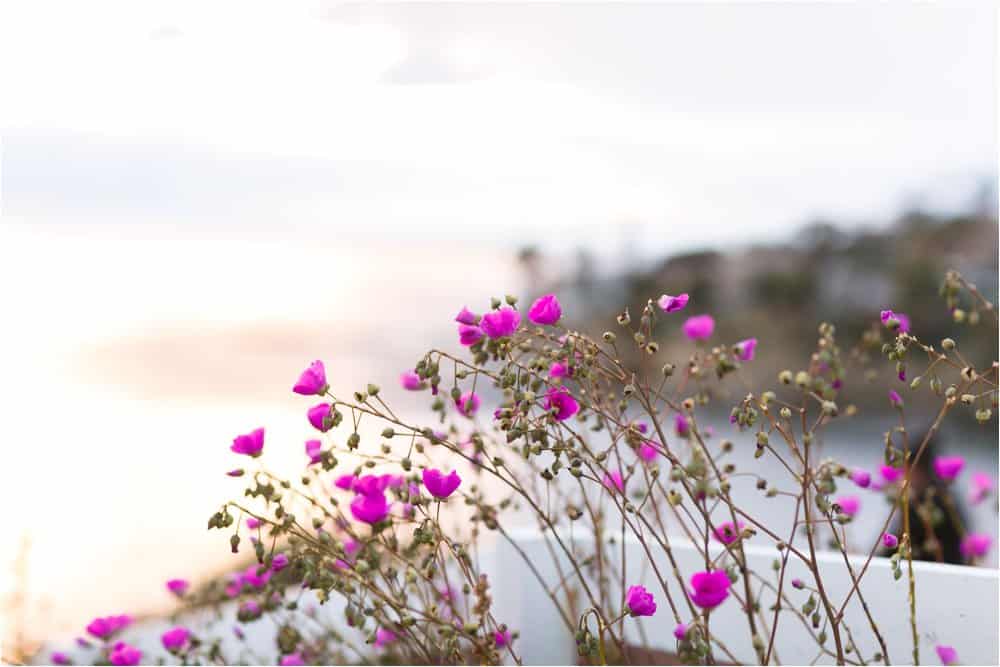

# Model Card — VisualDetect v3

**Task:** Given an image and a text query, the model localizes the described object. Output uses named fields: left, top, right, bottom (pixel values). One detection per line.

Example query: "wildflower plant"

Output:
left=54, top=272, right=997, bottom=666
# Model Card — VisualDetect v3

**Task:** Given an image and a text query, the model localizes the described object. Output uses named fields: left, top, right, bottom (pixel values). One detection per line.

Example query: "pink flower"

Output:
left=882, top=533, right=899, bottom=549
left=455, top=307, right=478, bottom=325
left=166, top=578, right=189, bottom=597
left=353, top=474, right=392, bottom=496
left=880, top=310, right=911, bottom=333
left=280, top=653, right=305, bottom=666
left=271, top=553, right=289, bottom=572
left=226, top=469, right=244, bottom=477
left=374, top=628, right=397, bottom=649
left=334, top=474, right=356, bottom=491
left=544, top=386, right=580, bottom=421
left=682, top=314, right=715, bottom=341
left=689, top=570, right=731, bottom=609
left=350, top=492, right=390, bottom=525
left=455, top=391, right=481, bottom=417
left=237, top=600, right=262, bottom=622
left=735, top=338, right=757, bottom=361
left=109, top=642, right=141, bottom=666
left=888, top=390, right=902, bottom=407
left=675, top=413, right=690, bottom=437
left=960, top=533, right=991, bottom=559
left=933, top=455, right=965, bottom=482
left=849, top=469, right=871, bottom=489
left=161, top=626, right=191, bottom=652
left=304, top=440, right=323, bottom=464
left=673, top=624, right=687, bottom=640
left=307, top=403, right=333, bottom=432
left=86, top=615, right=132, bottom=639
left=400, top=371, right=423, bottom=391
left=52, top=652, right=70, bottom=665
left=602, top=471, right=624, bottom=493
left=293, top=360, right=328, bottom=395
left=480, top=307, right=521, bottom=339
left=625, top=585, right=656, bottom=617
left=638, top=442, right=661, bottom=463
left=246, top=517, right=261, bottom=530
left=835, top=495, right=860, bottom=517
left=549, top=361, right=569, bottom=378
left=528, top=294, right=562, bottom=325
left=458, top=324, right=484, bottom=346
left=423, top=468, right=462, bottom=499
left=879, top=465, right=903, bottom=484
left=231, top=427, right=265, bottom=457
left=935, top=645, right=958, bottom=665
left=969, top=472, right=993, bottom=505
left=713, top=521, right=746, bottom=545
left=494, top=628, right=512, bottom=648
left=658, top=293, right=689, bottom=313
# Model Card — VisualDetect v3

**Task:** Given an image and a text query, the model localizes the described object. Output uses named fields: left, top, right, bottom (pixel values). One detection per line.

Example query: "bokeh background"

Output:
left=2, top=1, right=997, bottom=660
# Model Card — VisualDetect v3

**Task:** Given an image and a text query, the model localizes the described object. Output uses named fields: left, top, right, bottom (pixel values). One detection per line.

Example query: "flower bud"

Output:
left=942, top=338, right=956, bottom=350
left=662, top=363, right=675, bottom=377
left=779, top=370, right=793, bottom=384
left=603, top=331, right=616, bottom=343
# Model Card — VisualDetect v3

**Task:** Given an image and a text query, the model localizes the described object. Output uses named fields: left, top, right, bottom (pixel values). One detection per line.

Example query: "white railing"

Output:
left=490, top=527, right=999, bottom=665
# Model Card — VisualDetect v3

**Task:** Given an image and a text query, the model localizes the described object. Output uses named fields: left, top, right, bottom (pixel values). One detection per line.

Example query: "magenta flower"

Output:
left=271, top=553, right=290, bottom=572
left=166, top=578, right=189, bottom=597
left=544, top=386, right=580, bottom=421
left=353, top=474, right=392, bottom=496
left=280, top=653, right=305, bottom=666
left=549, top=361, right=569, bottom=378
left=455, top=306, right=478, bottom=325
left=52, top=652, right=70, bottom=665
left=495, top=628, right=512, bottom=648
left=86, top=615, right=132, bottom=639
left=350, top=492, right=390, bottom=525
left=835, top=495, right=860, bottom=517
left=849, top=469, right=871, bottom=489
left=528, top=294, right=562, bottom=325
left=735, top=338, right=757, bottom=361
left=638, top=441, right=660, bottom=463
left=713, top=521, right=746, bottom=545
left=602, top=471, right=624, bottom=493
left=458, top=324, right=484, bottom=346
left=625, top=585, right=656, bottom=617
left=293, top=360, right=328, bottom=395
left=161, top=627, right=191, bottom=652
left=960, top=533, right=991, bottom=559
left=935, top=645, right=958, bottom=665
left=226, top=469, right=244, bottom=477
left=480, top=307, right=521, bottom=339
left=888, top=390, right=902, bottom=407
left=969, top=471, right=993, bottom=505
left=109, top=642, right=141, bottom=666
left=791, top=578, right=805, bottom=589
left=423, top=468, right=462, bottom=499
left=658, top=293, right=689, bottom=313
left=682, top=314, right=715, bottom=341
left=334, top=474, right=356, bottom=491
left=304, top=439, right=323, bottom=465
left=374, top=628, right=398, bottom=649
left=246, top=517, right=261, bottom=530
left=879, top=465, right=903, bottom=484
left=231, top=427, right=265, bottom=458
left=933, top=455, right=965, bottom=482
left=400, top=371, right=423, bottom=391
left=689, top=570, right=731, bottom=609
left=307, top=403, right=333, bottom=432
left=675, top=413, right=690, bottom=437
left=883, top=533, right=899, bottom=549
left=673, top=624, right=687, bottom=640
left=455, top=391, right=481, bottom=417
left=880, top=309, right=911, bottom=333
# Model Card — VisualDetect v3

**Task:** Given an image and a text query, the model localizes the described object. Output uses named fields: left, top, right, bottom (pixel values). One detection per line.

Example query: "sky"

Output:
left=2, top=2, right=997, bottom=254
left=1, top=0, right=997, bottom=649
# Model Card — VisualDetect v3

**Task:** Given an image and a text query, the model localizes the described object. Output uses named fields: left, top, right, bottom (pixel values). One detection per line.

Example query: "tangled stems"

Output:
left=182, top=276, right=999, bottom=667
